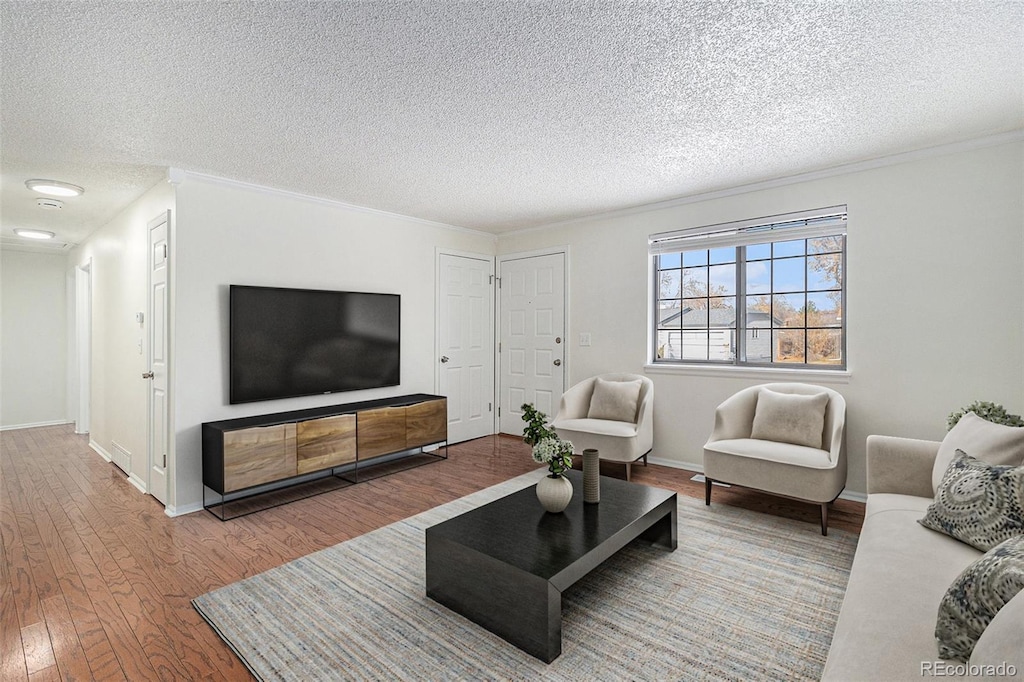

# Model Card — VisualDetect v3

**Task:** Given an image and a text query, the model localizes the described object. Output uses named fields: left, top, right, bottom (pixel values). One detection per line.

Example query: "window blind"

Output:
left=648, top=205, right=848, bottom=255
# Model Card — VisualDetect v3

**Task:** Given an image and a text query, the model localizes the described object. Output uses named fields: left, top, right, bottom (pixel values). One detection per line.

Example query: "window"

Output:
left=650, top=206, right=846, bottom=369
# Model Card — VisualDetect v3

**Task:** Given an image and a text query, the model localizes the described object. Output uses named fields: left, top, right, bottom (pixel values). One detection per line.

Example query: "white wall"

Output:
left=171, top=175, right=497, bottom=512
left=0, top=250, right=69, bottom=428
left=68, top=180, right=175, bottom=484
left=498, top=139, right=1024, bottom=495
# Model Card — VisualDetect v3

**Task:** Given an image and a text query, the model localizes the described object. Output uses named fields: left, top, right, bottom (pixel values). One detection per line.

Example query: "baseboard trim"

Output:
left=839, top=489, right=867, bottom=504
left=647, top=455, right=702, bottom=473
left=128, top=473, right=147, bottom=494
left=0, top=419, right=72, bottom=431
left=165, top=502, right=204, bottom=518
left=90, top=440, right=113, bottom=462
left=648, top=455, right=866, bottom=503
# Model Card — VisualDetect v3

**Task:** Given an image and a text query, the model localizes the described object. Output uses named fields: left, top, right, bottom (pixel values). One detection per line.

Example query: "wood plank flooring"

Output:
left=1, top=424, right=864, bottom=680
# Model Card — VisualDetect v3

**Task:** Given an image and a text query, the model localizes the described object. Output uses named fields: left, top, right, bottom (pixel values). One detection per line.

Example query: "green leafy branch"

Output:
left=947, top=401, right=1024, bottom=431
left=521, top=403, right=557, bottom=446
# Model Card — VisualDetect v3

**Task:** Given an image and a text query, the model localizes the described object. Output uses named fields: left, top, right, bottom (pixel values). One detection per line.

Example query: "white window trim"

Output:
left=649, top=205, right=848, bottom=370
left=644, top=362, right=851, bottom=384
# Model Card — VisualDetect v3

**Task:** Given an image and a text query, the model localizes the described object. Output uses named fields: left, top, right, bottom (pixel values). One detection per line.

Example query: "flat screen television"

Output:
left=229, top=285, right=400, bottom=404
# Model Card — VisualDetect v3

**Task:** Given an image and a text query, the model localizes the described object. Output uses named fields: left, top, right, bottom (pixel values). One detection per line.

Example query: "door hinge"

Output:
left=488, top=402, right=492, bottom=412
left=498, top=342, right=501, bottom=352
left=498, top=406, right=501, bottom=416
left=162, top=454, right=167, bottom=468
left=163, top=243, right=168, bottom=259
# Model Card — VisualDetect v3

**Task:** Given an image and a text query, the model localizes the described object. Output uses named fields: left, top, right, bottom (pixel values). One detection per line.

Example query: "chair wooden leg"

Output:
left=642, top=453, right=648, bottom=466
left=705, top=477, right=712, bottom=505
left=820, top=503, right=829, bottom=536
left=625, top=462, right=631, bottom=481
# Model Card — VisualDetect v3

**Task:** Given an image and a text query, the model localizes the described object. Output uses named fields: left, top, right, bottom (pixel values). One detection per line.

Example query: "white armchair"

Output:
left=552, top=373, right=654, bottom=481
left=703, top=382, right=846, bottom=535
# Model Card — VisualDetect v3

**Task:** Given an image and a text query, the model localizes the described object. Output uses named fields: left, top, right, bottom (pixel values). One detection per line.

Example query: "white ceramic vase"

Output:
left=536, top=474, right=573, bottom=513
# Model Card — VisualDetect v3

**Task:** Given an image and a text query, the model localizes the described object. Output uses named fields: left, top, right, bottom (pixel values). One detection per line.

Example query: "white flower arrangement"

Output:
left=531, top=436, right=574, bottom=477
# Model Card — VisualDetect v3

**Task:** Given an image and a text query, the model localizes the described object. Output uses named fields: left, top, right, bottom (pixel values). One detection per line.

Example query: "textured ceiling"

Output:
left=1, top=1, right=1021, bottom=246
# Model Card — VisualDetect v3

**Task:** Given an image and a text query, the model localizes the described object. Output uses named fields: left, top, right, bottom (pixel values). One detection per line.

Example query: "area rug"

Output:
left=193, top=470, right=859, bottom=681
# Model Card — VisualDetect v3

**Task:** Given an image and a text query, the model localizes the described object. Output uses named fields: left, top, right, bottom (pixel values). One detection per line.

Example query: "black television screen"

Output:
left=230, top=285, right=400, bottom=404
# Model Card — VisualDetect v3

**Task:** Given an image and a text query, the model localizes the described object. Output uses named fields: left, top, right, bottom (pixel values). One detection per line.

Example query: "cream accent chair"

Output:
left=703, top=382, right=846, bottom=535
left=551, top=373, right=654, bottom=481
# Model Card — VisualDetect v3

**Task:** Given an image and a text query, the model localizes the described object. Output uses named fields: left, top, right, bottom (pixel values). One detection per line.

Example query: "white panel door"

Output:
left=498, top=252, right=566, bottom=435
left=438, top=253, right=495, bottom=443
left=147, top=211, right=170, bottom=505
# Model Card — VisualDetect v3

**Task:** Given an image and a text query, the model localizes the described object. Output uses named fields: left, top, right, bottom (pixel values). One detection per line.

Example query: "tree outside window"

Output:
left=655, top=233, right=845, bottom=368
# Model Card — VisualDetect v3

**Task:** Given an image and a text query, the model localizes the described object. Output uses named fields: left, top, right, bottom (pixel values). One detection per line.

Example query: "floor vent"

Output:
left=110, top=441, right=131, bottom=474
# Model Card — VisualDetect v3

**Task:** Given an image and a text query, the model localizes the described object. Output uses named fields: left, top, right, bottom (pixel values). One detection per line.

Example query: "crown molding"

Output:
left=501, top=129, right=1024, bottom=237
left=165, top=168, right=497, bottom=241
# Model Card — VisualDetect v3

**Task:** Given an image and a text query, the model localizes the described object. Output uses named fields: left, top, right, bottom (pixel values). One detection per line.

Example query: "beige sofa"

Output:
left=822, top=435, right=1024, bottom=680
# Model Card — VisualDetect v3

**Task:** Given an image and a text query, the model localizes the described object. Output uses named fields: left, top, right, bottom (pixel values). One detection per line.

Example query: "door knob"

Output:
left=142, top=372, right=154, bottom=379
left=440, top=356, right=450, bottom=363
left=553, top=359, right=562, bottom=366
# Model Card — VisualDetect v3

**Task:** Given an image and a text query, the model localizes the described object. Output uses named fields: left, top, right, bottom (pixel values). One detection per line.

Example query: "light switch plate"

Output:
left=579, top=332, right=592, bottom=347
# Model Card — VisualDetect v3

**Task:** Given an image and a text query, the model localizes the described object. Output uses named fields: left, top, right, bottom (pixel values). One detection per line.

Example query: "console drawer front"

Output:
left=406, top=398, right=447, bottom=448
left=357, top=407, right=407, bottom=459
left=223, top=423, right=297, bottom=492
left=296, top=414, right=357, bottom=474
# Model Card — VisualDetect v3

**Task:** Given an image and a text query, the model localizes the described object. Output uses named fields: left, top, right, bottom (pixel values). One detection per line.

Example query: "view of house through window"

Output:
left=651, top=208, right=846, bottom=368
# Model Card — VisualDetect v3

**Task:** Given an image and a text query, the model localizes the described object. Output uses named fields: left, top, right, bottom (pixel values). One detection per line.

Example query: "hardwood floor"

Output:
left=1, top=424, right=864, bottom=680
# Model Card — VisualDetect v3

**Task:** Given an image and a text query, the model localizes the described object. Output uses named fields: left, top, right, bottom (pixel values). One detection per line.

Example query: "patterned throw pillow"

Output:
left=935, top=535, right=1024, bottom=661
left=918, top=449, right=1024, bottom=551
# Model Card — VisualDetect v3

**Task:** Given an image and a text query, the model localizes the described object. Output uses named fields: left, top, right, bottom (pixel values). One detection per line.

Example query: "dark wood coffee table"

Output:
left=425, top=469, right=676, bottom=662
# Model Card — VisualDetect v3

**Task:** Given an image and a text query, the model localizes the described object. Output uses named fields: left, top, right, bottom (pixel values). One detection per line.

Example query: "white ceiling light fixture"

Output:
left=14, top=228, right=56, bottom=240
left=25, top=179, right=84, bottom=197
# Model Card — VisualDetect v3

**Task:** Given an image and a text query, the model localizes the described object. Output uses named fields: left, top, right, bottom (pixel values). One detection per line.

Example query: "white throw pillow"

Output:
left=750, top=388, right=829, bottom=449
left=932, top=412, right=1024, bottom=494
left=587, top=378, right=642, bottom=423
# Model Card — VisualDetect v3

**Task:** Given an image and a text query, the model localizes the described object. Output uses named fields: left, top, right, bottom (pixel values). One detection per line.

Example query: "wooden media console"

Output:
left=202, top=393, right=447, bottom=519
